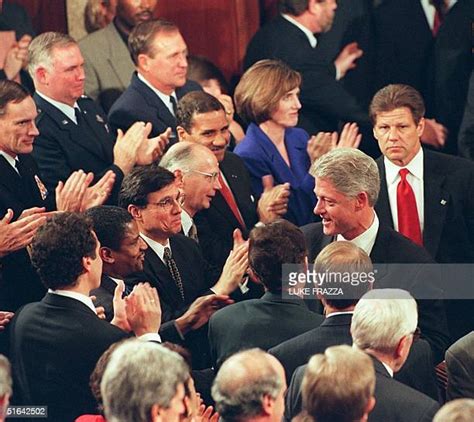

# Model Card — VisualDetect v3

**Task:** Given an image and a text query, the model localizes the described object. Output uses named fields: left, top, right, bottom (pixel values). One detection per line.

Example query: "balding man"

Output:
left=212, top=349, right=286, bottom=422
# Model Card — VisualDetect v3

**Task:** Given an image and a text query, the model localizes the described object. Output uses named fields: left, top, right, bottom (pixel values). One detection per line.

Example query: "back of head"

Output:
left=160, top=141, right=212, bottom=173
left=314, top=241, right=374, bottom=309
left=118, top=164, right=175, bottom=208
left=302, top=345, right=375, bottom=422
left=101, top=339, right=189, bottom=422
left=176, top=91, right=225, bottom=132
left=28, top=32, right=76, bottom=77
left=31, top=212, right=97, bottom=290
left=433, top=399, right=474, bottom=422
left=187, top=55, right=229, bottom=93
left=249, top=219, right=306, bottom=293
left=369, top=84, right=425, bottom=125
left=310, top=148, right=380, bottom=206
left=0, top=355, right=12, bottom=420
left=351, top=289, right=417, bottom=354
left=234, top=59, right=301, bottom=125
left=0, top=80, right=30, bottom=117
left=86, top=205, right=133, bottom=251
left=212, top=349, right=283, bottom=422
left=278, top=0, right=309, bottom=16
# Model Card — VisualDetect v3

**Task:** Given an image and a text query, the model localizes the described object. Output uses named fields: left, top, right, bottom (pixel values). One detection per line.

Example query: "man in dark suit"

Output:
left=108, top=19, right=201, bottom=140
left=285, top=289, right=440, bottom=422
left=302, top=147, right=450, bottom=363
left=208, top=220, right=324, bottom=368
left=370, top=84, right=474, bottom=340
left=176, top=91, right=290, bottom=273
left=458, top=70, right=474, bottom=160
left=446, top=331, right=474, bottom=400
left=28, top=32, right=167, bottom=202
left=244, top=0, right=372, bottom=151
left=9, top=212, right=161, bottom=422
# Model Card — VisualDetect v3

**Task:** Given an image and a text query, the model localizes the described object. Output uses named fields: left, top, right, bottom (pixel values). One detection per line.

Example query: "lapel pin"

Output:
left=62, top=119, right=69, bottom=125
left=231, top=174, right=238, bottom=178
left=440, top=199, right=447, bottom=205
left=96, top=114, right=104, bottom=123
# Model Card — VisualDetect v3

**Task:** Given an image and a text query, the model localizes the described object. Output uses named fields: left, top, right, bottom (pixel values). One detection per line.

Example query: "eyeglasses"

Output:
left=147, top=191, right=185, bottom=210
left=188, top=169, right=220, bottom=182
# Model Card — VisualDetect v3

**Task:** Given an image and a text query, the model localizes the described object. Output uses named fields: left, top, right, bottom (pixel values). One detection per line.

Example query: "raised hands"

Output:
left=3, top=34, right=31, bottom=80
left=334, top=41, right=363, bottom=80
left=125, top=282, right=162, bottom=336
left=421, top=118, right=447, bottom=149
left=136, top=127, right=171, bottom=165
left=257, top=175, right=290, bottom=223
left=0, top=208, right=47, bottom=257
left=0, top=311, right=14, bottom=331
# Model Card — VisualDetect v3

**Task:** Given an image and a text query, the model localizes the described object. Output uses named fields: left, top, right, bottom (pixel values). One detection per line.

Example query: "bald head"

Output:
left=212, top=349, right=286, bottom=422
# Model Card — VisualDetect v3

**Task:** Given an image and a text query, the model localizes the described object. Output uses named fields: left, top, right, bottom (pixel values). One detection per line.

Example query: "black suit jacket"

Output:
left=194, top=151, right=259, bottom=271
left=458, top=69, right=474, bottom=160
left=301, top=222, right=450, bottom=364
left=244, top=15, right=370, bottom=135
left=108, top=72, right=201, bottom=138
left=0, top=154, right=53, bottom=311
left=446, top=331, right=474, bottom=400
left=32, top=94, right=124, bottom=203
left=10, top=293, right=128, bottom=422
left=285, top=356, right=439, bottom=422
left=208, top=291, right=323, bottom=369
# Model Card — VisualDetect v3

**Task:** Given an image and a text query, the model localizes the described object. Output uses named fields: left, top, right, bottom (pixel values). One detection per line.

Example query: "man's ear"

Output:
left=395, top=334, right=412, bottom=360
left=176, top=126, right=188, bottom=142
left=35, top=66, right=49, bottom=85
left=355, top=191, right=369, bottom=210
left=248, top=266, right=261, bottom=284
left=261, top=394, right=275, bottom=416
left=128, top=204, right=142, bottom=221
left=173, top=169, right=184, bottom=187
left=416, top=117, right=425, bottom=139
left=99, top=246, right=115, bottom=264
left=137, top=53, right=150, bottom=73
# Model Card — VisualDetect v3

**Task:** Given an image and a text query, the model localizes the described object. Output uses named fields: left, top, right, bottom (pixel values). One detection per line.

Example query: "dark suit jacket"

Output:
left=301, top=222, right=450, bottom=364
left=270, top=313, right=438, bottom=400
left=32, top=94, right=124, bottom=203
left=234, top=123, right=316, bottom=226
left=107, top=73, right=201, bottom=138
left=458, top=69, right=474, bottom=160
left=10, top=294, right=128, bottom=422
left=194, top=151, right=259, bottom=271
left=446, top=331, right=474, bottom=400
left=208, top=291, right=323, bottom=368
left=0, top=154, right=53, bottom=311
left=244, top=15, right=370, bottom=135
left=285, top=356, right=439, bottom=422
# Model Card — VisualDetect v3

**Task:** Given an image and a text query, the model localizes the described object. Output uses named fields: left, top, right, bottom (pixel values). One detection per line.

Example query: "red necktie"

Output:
left=432, top=9, right=442, bottom=36
left=218, top=172, right=246, bottom=229
left=397, top=169, right=423, bottom=245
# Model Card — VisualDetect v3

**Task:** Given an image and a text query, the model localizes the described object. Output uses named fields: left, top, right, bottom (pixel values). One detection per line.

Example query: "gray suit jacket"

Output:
left=79, top=23, right=135, bottom=112
left=446, top=331, right=474, bottom=400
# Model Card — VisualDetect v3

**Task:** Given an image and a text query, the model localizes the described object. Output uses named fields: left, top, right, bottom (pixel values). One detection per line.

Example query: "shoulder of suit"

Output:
left=79, top=23, right=115, bottom=48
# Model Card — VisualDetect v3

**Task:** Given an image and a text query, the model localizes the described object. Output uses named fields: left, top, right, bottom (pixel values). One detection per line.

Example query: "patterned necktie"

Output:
left=188, top=222, right=199, bottom=243
left=397, top=168, right=423, bottom=245
left=169, top=95, right=178, bottom=116
left=163, top=246, right=185, bottom=301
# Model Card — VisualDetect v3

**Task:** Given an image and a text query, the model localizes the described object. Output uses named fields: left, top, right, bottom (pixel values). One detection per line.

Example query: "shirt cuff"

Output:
left=138, top=332, right=162, bottom=343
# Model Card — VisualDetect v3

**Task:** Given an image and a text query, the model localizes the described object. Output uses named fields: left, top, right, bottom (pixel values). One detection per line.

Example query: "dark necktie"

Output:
left=188, top=222, right=199, bottom=243
left=397, top=168, right=422, bottom=245
left=169, top=95, right=178, bottom=116
left=163, top=246, right=185, bottom=301
left=74, top=107, right=84, bottom=126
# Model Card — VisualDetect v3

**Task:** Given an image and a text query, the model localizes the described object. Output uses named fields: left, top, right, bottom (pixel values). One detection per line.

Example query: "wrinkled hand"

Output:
left=334, top=41, right=363, bottom=79
left=336, top=122, right=362, bottom=149
left=137, top=127, right=171, bottom=165
left=257, top=175, right=290, bottom=223
left=0, top=209, right=47, bottom=257
left=212, top=239, right=249, bottom=295
left=0, top=311, right=14, bottom=331
left=113, top=121, right=149, bottom=174
left=110, top=280, right=132, bottom=331
left=421, top=118, right=447, bottom=149
left=3, top=34, right=31, bottom=80
left=125, top=282, right=162, bottom=336
left=175, top=294, right=234, bottom=334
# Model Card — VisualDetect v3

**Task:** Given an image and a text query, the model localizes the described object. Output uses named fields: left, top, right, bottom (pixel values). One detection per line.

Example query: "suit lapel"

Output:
left=376, top=158, right=395, bottom=228
left=423, top=151, right=448, bottom=258
left=34, top=94, right=105, bottom=160
left=105, top=24, right=134, bottom=89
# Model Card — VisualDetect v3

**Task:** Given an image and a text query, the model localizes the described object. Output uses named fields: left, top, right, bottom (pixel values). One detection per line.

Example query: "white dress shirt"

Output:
left=420, top=0, right=457, bottom=30
left=35, top=91, right=80, bottom=124
left=336, top=212, right=379, bottom=256
left=384, top=148, right=424, bottom=233
left=137, top=72, right=178, bottom=116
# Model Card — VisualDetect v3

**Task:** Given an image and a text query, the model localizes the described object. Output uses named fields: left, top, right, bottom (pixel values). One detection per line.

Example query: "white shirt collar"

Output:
left=137, top=72, right=177, bottom=116
left=140, top=232, right=170, bottom=262
left=35, top=91, right=79, bottom=124
left=180, top=209, right=193, bottom=237
left=48, top=289, right=97, bottom=314
left=381, top=361, right=394, bottom=378
left=0, top=150, right=18, bottom=171
left=281, top=14, right=318, bottom=48
left=336, top=212, right=379, bottom=255
left=384, top=147, right=424, bottom=186
left=327, top=311, right=354, bottom=318
left=420, top=0, right=458, bottom=29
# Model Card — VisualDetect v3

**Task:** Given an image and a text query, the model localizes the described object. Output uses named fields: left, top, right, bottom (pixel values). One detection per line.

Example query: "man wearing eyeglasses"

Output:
left=119, top=163, right=248, bottom=368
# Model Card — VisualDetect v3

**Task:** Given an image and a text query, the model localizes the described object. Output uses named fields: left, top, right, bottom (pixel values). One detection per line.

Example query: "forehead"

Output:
left=2, top=96, right=37, bottom=120
left=150, top=30, right=186, bottom=54
left=190, top=110, right=227, bottom=132
left=193, top=149, right=219, bottom=167
left=147, top=181, right=179, bottom=201
left=50, top=44, right=84, bottom=68
left=314, top=177, right=346, bottom=197
left=374, top=107, right=416, bottom=124
left=121, top=220, right=140, bottom=241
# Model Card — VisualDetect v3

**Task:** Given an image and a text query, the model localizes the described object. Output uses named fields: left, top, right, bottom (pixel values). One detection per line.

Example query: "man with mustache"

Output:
left=79, top=0, right=157, bottom=112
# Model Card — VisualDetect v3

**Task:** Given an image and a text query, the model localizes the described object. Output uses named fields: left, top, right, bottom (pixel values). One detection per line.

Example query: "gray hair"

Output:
left=310, top=148, right=380, bottom=206
left=433, top=399, right=474, bottom=422
left=352, top=289, right=418, bottom=354
left=101, top=340, right=189, bottom=422
left=212, top=349, right=283, bottom=422
left=0, top=355, right=12, bottom=398
left=160, top=142, right=211, bottom=173
left=28, top=32, right=76, bottom=77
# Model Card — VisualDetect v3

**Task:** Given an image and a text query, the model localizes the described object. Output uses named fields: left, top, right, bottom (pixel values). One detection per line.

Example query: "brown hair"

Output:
left=234, top=59, right=301, bottom=124
left=369, top=84, right=425, bottom=125
left=0, top=80, right=30, bottom=117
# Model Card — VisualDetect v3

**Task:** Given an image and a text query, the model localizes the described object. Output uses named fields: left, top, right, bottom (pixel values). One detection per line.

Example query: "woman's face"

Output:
left=270, top=87, right=301, bottom=128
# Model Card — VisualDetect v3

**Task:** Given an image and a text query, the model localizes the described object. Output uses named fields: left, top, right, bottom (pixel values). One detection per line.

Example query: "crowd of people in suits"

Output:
left=0, top=0, right=473, bottom=421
